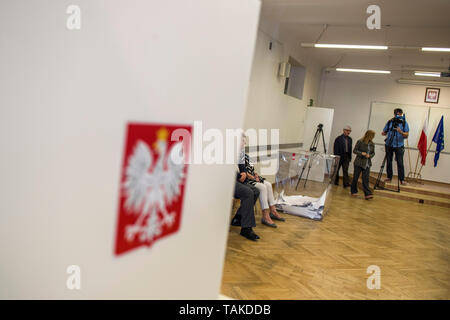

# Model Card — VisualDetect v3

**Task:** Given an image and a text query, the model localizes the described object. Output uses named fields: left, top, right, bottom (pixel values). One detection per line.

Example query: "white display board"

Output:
left=369, top=101, right=429, bottom=147
left=369, top=101, right=448, bottom=153
left=0, top=0, right=260, bottom=299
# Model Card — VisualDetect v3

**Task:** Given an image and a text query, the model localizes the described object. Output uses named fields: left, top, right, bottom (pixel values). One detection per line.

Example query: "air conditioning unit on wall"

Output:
left=278, top=62, right=291, bottom=78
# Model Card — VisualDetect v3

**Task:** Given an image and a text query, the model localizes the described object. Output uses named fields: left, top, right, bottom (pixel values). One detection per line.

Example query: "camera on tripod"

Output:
left=310, top=124, right=324, bottom=151
left=390, top=116, right=404, bottom=129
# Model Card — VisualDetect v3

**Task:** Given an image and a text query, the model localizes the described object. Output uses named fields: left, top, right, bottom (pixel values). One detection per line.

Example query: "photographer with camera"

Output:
left=381, top=108, right=409, bottom=185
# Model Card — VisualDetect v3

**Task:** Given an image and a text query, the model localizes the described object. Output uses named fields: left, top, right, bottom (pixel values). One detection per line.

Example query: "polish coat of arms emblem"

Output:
left=115, top=123, right=191, bottom=256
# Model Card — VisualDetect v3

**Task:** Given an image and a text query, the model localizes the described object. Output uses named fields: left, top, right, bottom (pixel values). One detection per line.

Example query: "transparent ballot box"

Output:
left=274, top=150, right=340, bottom=220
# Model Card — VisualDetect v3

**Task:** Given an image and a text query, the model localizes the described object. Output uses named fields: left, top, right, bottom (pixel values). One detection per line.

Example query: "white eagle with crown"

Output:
left=123, top=128, right=185, bottom=243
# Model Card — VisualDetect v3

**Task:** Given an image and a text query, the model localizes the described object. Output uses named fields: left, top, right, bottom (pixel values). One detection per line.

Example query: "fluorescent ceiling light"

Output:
left=315, top=44, right=388, bottom=50
left=421, top=47, right=450, bottom=52
left=414, top=71, right=441, bottom=77
left=336, top=68, right=391, bottom=74
left=397, top=79, right=450, bottom=87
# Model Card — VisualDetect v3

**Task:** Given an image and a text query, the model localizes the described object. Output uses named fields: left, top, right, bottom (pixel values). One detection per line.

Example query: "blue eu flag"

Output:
left=432, top=116, right=444, bottom=167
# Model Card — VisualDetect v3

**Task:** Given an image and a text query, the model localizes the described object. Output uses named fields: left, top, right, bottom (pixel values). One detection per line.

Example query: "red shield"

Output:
left=115, top=123, right=192, bottom=256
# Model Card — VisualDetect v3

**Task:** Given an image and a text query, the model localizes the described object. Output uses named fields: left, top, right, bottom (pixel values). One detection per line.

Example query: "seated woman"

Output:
left=351, top=130, right=375, bottom=200
left=239, top=136, right=285, bottom=228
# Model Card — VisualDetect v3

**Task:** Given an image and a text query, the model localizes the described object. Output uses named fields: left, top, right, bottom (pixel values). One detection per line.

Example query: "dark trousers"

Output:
left=351, top=165, right=372, bottom=196
left=335, top=157, right=350, bottom=186
left=233, top=182, right=259, bottom=228
left=385, top=146, right=405, bottom=181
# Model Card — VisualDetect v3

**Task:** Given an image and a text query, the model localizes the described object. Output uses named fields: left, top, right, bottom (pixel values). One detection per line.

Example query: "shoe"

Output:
left=240, top=228, right=259, bottom=241
left=384, top=178, right=392, bottom=183
left=261, top=219, right=277, bottom=228
left=400, top=181, right=408, bottom=186
left=230, top=214, right=241, bottom=227
left=351, top=193, right=358, bottom=197
left=270, top=213, right=285, bottom=222
left=343, top=184, right=350, bottom=188
left=365, top=195, right=374, bottom=200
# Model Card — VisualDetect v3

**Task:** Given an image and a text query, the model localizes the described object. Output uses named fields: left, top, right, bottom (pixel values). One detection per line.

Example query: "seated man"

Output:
left=231, top=171, right=260, bottom=241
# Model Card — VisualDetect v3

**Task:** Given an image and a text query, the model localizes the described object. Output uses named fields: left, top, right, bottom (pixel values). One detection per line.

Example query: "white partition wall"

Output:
left=0, top=0, right=260, bottom=299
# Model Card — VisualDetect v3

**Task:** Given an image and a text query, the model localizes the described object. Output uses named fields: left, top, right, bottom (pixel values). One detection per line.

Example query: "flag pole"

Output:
left=413, top=148, right=420, bottom=178
left=406, top=138, right=413, bottom=179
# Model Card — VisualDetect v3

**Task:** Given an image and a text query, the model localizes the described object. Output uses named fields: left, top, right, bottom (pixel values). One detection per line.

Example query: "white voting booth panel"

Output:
left=0, top=0, right=260, bottom=299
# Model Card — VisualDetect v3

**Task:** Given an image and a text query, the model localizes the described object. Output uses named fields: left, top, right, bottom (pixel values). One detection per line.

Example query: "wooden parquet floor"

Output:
left=221, top=185, right=450, bottom=300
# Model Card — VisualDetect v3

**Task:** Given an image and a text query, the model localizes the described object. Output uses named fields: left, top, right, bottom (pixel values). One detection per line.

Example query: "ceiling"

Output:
left=259, top=0, right=450, bottom=75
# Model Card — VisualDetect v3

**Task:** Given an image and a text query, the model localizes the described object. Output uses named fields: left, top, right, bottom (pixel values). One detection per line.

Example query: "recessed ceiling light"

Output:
left=315, top=44, right=388, bottom=50
left=414, top=71, right=441, bottom=77
left=336, top=68, right=391, bottom=74
left=421, top=47, right=450, bottom=52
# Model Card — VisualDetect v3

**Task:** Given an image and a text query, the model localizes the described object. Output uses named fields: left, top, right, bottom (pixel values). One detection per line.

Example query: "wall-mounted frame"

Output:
left=424, top=87, right=440, bottom=104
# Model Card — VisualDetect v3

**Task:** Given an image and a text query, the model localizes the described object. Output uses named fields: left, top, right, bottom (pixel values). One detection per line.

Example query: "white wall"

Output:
left=318, top=71, right=450, bottom=183
left=0, top=0, right=260, bottom=299
left=243, top=30, right=322, bottom=146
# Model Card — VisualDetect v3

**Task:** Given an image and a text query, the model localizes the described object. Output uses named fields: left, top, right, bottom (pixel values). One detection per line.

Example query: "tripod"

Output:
left=374, top=121, right=401, bottom=193
left=296, top=124, right=329, bottom=189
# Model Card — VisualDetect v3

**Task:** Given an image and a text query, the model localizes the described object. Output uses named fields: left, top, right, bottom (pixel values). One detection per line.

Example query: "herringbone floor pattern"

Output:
left=221, top=185, right=450, bottom=299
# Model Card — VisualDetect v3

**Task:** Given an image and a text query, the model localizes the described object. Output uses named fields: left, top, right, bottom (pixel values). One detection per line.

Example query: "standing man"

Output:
left=381, top=108, right=409, bottom=185
left=333, top=125, right=353, bottom=187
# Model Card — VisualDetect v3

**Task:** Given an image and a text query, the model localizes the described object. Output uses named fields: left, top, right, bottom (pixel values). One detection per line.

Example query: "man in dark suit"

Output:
left=231, top=171, right=260, bottom=241
left=333, top=125, right=352, bottom=187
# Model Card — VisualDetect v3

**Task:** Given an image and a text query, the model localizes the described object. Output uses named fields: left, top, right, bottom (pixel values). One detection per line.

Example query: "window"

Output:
left=284, top=57, right=306, bottom=100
